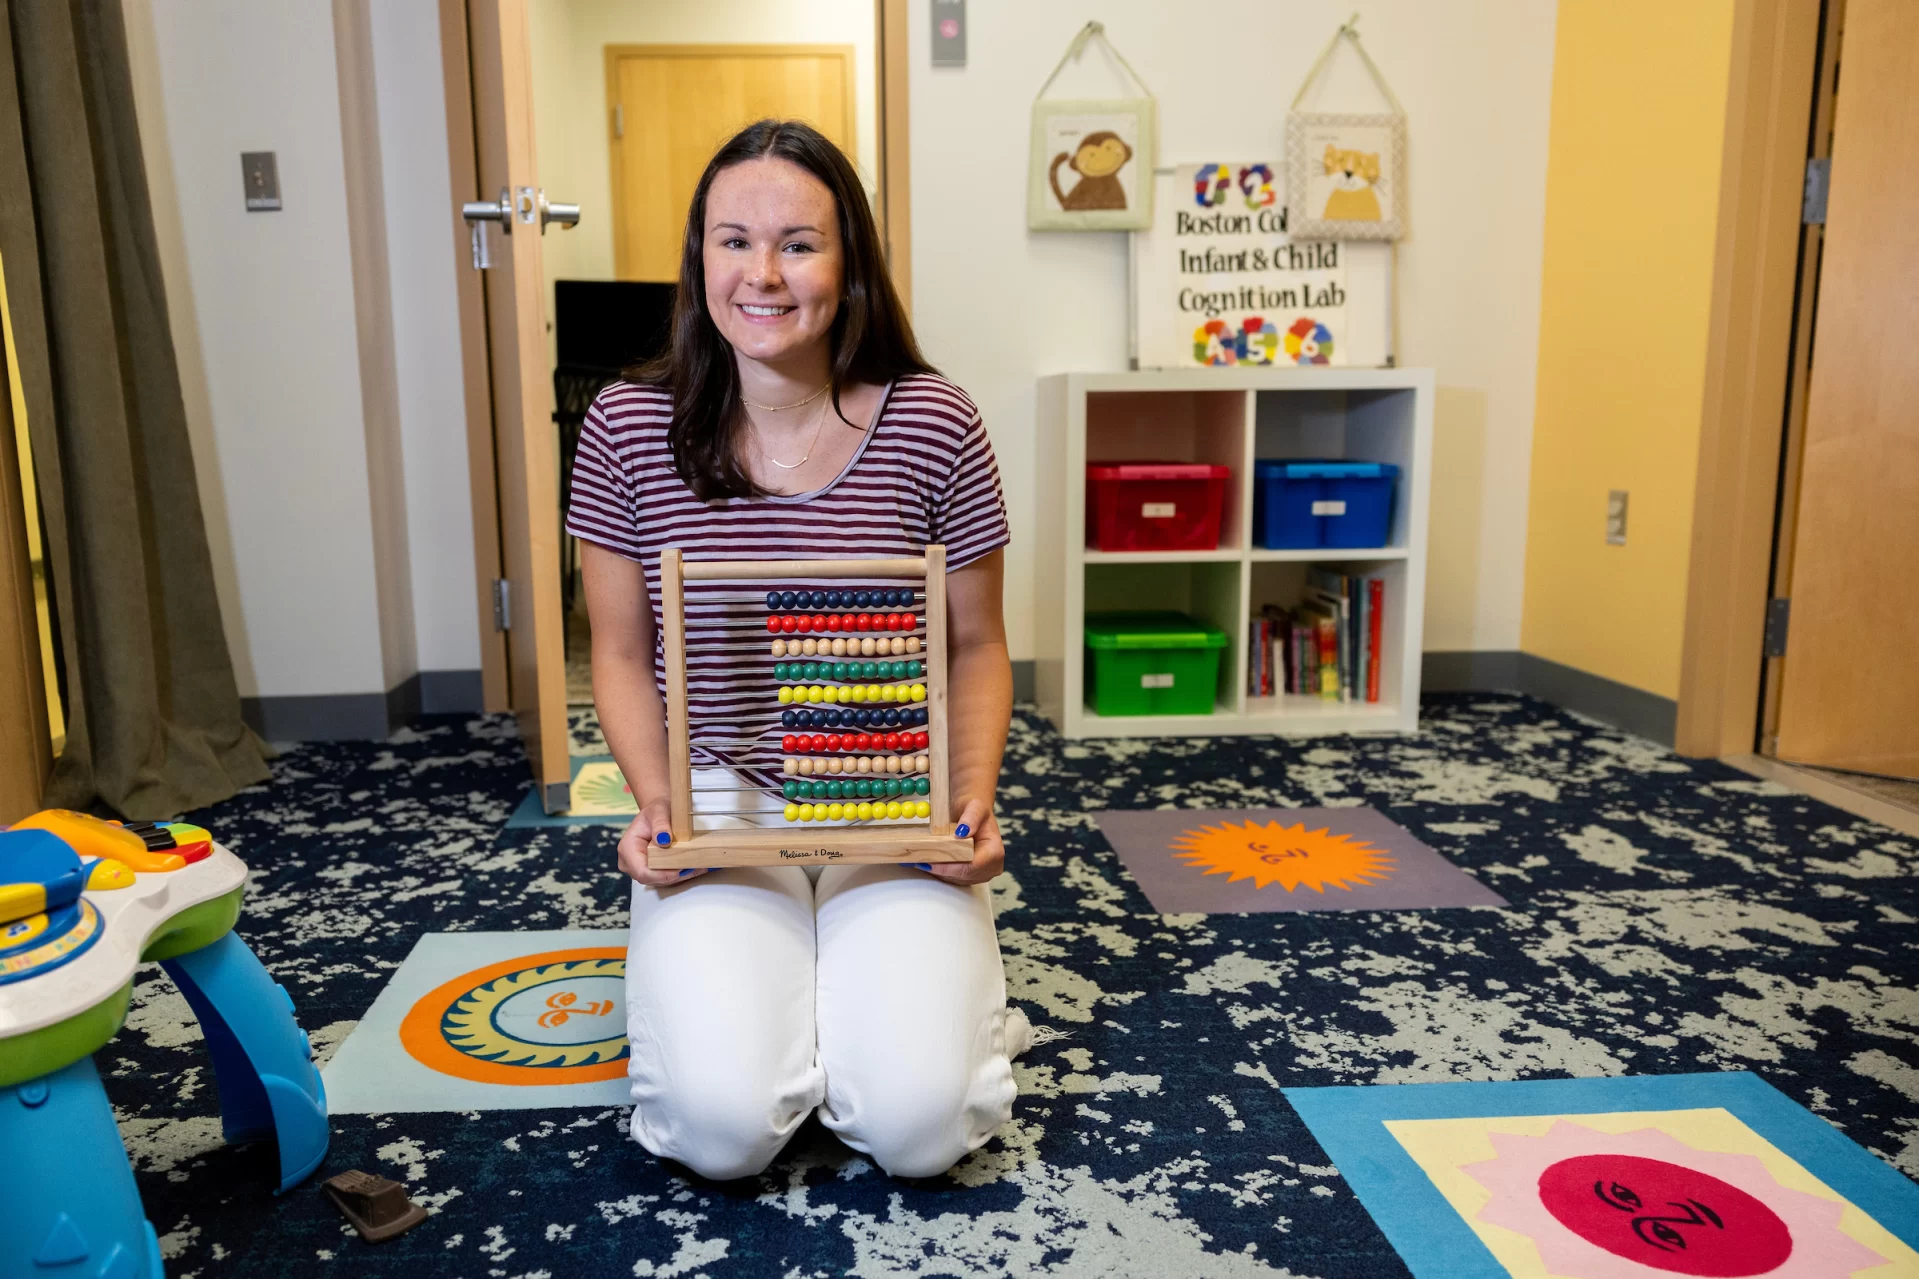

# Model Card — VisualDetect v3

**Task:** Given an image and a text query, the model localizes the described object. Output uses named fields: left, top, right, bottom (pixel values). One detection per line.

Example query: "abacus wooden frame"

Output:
left=649, top=546, right=970, bottom=868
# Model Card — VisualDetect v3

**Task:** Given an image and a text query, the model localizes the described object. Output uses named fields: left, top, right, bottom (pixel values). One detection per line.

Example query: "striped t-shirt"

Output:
left=565, top=373, right=1009, bottom=774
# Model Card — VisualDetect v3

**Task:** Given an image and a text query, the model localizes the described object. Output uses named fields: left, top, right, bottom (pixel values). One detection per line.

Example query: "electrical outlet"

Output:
left=1605, top=490, right=1628, bottom=545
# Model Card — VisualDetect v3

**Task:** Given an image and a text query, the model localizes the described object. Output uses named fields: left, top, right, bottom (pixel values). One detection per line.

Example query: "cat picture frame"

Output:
left=1029, top=97, right=1157, bottom=232
left=1286, top=112, right=1406, bottom=242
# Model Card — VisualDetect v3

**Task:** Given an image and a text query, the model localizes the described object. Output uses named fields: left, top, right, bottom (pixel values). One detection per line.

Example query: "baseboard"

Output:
left=1421, top=651, right=1522, bottom=692
left=242, top=693, right=390, bottom=743
left=1419, top=650, right=1677, bottom=747
left=1516, top=653, right=1677, bottom=746
left=416, top=669, right=485, bottom=714
left=243, top=668, right=486, bottom=742
left=1012, top=660, right=1035, bottom=704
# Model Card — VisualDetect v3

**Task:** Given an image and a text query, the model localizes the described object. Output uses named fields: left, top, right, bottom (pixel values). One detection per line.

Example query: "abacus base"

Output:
left=649, top=828, right=973, bottom=869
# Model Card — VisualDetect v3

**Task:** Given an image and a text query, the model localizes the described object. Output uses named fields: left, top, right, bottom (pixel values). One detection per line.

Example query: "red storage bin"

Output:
left=1085, top=462, right=1231, bottom=552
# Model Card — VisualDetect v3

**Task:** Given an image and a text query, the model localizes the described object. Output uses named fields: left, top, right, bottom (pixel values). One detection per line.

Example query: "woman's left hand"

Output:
left=920, top=800, right=1004, bottom=886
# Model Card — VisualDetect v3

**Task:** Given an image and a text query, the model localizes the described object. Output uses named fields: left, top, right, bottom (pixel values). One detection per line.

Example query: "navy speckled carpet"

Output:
left=109, top=695, right=1918, bottom=1277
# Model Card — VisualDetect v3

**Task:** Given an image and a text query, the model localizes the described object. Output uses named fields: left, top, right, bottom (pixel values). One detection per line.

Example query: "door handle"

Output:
left=539, top=190, right=580, bottom=233
left=461, top=188, right=512, bottom=269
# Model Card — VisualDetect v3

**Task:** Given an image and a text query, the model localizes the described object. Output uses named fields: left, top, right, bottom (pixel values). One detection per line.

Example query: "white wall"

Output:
left=367, top=1, right=482, bottom=676
left=126, top=0, right=388, bottom=699
left=908, top=3, right=1558, bottom=656
left=124, top=0, right=479, bottom=704
left=528, top=0, right=879, bottom=302
left=130, top=0, right=1554, bottom=707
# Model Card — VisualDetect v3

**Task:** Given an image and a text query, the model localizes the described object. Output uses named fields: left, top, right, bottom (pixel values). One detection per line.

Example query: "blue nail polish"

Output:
left=907, top=862, right=931, bottom=871
left=656, top=831, right=671, bottom=846
left=955, top=824, right=970, bottom=838
left=678, top=868, right=697, bottom=877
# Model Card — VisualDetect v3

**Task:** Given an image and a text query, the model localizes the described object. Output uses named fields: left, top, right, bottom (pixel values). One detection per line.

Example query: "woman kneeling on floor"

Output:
left=568, top=118, right=1030, bottom=1180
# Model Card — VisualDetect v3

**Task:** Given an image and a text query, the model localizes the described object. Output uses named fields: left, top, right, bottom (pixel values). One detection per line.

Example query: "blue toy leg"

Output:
left=161, top=931, right=329, bottom=1193
left=0, top=1058, right=164, bottom=1279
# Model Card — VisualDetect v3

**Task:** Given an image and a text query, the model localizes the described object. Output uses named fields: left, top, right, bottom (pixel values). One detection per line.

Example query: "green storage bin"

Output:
left=1084, top=612, right=1228, bottom=717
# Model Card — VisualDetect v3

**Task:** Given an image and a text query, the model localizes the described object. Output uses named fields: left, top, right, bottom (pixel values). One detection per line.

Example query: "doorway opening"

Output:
left=525, top=4, right=900, bottom=711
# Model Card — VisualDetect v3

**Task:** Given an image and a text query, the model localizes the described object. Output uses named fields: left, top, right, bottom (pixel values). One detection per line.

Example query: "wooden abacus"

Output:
left=647, top=545, right=972, bottom=869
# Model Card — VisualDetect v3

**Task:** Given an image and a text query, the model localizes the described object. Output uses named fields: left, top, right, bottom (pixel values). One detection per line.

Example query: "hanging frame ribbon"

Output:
left=1034, top=21, right=1155, bottom=104
left=1285, top=13, right=1407, bottom=241
left=1028, top=21, right=1158, bottom=231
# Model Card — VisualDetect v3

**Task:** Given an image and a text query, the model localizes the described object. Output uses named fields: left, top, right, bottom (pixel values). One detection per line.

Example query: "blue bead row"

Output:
left=781, top=706, right=929, bottom=730
left=766, top=588, right=916, bottom=611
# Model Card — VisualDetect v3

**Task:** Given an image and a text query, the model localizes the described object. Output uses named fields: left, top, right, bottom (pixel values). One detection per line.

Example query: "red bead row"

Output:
left=781, top=731, right=931, bottom=755
left=763, top=612, right=922, bottom=635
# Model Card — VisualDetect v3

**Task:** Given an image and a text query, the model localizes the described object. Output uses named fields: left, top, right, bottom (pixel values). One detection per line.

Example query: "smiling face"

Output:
left=1075, top=135, right=1131, bottom=179
left=702, top=156, right=845, bottom=369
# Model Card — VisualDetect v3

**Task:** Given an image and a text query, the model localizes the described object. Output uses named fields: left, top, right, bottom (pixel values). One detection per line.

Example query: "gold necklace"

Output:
left=740, top=381, right=830, bottom=412
left=755, top=394, right=831, bottom=470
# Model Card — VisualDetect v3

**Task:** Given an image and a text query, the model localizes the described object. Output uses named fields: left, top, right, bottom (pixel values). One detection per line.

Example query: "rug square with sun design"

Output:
left=1391, top=1111, right=1912, bottom=1278
left=1285, top=1073, right=1919, bottom=1279
left=321, top=930, right=637, bottom=1113
left=505, top=756, right=641, bottom=827
left=1094, top=805, right=1506, bottom=915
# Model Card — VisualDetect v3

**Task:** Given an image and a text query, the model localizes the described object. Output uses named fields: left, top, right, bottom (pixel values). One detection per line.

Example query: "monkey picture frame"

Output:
left=1028, top=97, right=1156, bottom=231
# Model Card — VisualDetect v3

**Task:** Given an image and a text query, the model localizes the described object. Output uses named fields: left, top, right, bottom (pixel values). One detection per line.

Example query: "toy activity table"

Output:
left=1, top=812, right=328, bottom=1279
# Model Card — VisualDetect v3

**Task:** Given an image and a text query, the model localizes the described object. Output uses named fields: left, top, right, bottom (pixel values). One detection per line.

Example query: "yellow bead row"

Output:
left=777, top=683, right=926, bottom=706
left=782, top=800, right=933, bottom=823
left=784, top=754, right=930, bottom=776
left=771, top=635, right=920, bottom=657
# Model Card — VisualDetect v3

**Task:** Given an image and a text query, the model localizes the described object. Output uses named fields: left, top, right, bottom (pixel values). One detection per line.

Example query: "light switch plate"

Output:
left=1606, top=490, right=1628, bottom=545
left=241, top=151, right=281, bottom=212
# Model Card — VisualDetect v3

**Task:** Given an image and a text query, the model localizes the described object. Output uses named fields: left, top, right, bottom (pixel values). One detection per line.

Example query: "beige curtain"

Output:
left=0, top=0, right=268, bottom=816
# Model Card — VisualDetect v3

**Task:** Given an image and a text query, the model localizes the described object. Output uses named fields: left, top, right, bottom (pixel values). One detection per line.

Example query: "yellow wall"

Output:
left=1521, top=0, right=1738, bottom=699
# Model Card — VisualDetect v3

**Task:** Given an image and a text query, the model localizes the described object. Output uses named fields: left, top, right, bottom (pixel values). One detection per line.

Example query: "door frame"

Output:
left=1754, top=0, right=1845, bottom=757
left=603, top=42, right=858, bottom=283
left=0, top=314, right=52, bottom=819
left=1673, top=0, right=1828, bottom=758
left=441, top=0, right=910, bottom=723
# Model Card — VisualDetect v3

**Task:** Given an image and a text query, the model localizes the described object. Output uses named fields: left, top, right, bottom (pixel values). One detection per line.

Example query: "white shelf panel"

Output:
left=1244, top=695, right=1399, bottom=720
left=1082, top=547, right=1243, bottom=565
left=1247, top=547, right=1408, bottom=563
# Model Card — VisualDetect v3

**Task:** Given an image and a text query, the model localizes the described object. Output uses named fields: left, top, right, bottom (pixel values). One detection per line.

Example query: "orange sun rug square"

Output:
left=321, top=930, right=632, bottom=1113
left=1093, top=806, right=1505, bottom=914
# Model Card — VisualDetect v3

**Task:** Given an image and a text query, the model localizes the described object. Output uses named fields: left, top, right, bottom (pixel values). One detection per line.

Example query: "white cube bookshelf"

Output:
left=1034, top=367, right=1434, bottom=740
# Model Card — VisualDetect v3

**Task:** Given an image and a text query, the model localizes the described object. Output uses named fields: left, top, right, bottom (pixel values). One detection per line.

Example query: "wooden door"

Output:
left=1772, top=0, right=1919, bottom=779
left=607, top=45, right=854, bottom=282
left=462, top=0, right=570, bottom=812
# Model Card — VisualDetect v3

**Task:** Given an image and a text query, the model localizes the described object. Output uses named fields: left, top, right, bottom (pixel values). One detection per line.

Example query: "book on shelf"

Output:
left=1366, top=577, right=1384, bottom=702
left=1271, top=570, right=1387, bottom=705
left=1303, top=569, right=1350, bottom=702
left=1249, top=580, right=1383, bottom=704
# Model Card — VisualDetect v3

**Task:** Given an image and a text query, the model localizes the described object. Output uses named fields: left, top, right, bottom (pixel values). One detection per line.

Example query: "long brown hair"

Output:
left=630, top=119, right=934, bottom=500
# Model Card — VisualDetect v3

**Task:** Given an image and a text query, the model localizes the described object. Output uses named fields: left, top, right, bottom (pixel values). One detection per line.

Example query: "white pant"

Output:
left=624, top=769, right=1021, bottom=1179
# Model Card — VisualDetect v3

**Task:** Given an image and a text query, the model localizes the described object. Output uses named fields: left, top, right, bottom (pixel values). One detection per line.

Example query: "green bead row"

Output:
left=772, top=659, right=925, bottom=683
left=782, top=776, right=932, bottom=802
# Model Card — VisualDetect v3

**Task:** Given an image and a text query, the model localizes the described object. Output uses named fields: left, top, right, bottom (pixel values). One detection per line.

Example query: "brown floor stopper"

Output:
left=323, top=1169, right=428, bottom=1243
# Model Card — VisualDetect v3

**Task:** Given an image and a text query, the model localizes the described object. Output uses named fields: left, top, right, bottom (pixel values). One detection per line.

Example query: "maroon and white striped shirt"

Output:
left=565, top=373, right=1009, bottom=772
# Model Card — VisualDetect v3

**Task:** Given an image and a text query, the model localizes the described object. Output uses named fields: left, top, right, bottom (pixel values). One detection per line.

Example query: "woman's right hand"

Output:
left=617, top=800, right=707, bottom=886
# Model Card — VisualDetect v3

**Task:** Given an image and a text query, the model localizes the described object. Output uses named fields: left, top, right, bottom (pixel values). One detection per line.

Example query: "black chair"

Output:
left=553, top=281, right=675, bottom=617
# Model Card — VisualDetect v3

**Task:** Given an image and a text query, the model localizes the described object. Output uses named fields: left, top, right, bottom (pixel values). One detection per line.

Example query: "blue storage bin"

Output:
left=1253, top=460, right=1399, bottom=549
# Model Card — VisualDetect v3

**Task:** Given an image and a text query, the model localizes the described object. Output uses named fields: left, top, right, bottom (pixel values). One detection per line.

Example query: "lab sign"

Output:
left=1132, top=163, right=1392, bottom=369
